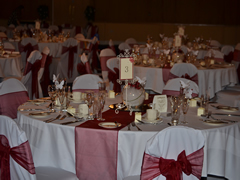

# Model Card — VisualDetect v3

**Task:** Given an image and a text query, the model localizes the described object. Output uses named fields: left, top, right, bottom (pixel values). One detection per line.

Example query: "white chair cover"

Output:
left=56, top=38, right=80, bottom=83
left=0, top=115, right=37, bottom=180
left=142, top=126, right=205, bottom=180
left=180, top=45, right=188, bottom=54
left=0, top=32, right=7, bottom=38
left=0, top=26, right=7, bottom=32
left=72, top=74, right=103, bottom=92
left=204, top=49, right=224, bottom=61
left=162, top=78, right=199, bottom=97
left=4, top=42, right=15, bottom=51
left=170, top=63, right=198, bottom=78
left=0, top=78, right=28, bottom=119
left=118, top=42, right=131, bottom=51
left=125, top=38, right=137, bottom=47
left=99, top=48, right=116, bottom=90
left=21, top=50, right=47, bottom=99
left=19, top=37, right=39, bottom=70
left=106, top=57, right=119, bottom=90
left=235, top=43, right=240, bottom=51
left=221, top=45, right=234, bottom=55
left=216, top=90, right=240, bottom=107
left=210, top=40, right=221, bottom=48
left=109, top=39, right=116, bottom=53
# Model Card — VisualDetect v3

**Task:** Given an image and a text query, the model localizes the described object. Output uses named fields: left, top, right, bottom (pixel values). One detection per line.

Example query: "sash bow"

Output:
left=0, top=135, right=35, bottom=180
left=108, top=68, right=121, bottom=93
left=19, top=43, right=38, bottom=62
left=62, top=45, right=78, bottom=78
left=140, top=147, right=204, bottom=180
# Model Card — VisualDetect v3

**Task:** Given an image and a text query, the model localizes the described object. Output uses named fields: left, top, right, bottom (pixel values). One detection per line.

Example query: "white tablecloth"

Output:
left=16, top=96, right=240, bottom=180
left=134, top=65, right=238, bottom=98
left=0, top=55, right=22, bottom=77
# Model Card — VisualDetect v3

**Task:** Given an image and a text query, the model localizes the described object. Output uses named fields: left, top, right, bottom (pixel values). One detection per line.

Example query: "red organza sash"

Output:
left=23, top=60, right=42, bottom=99
left=140, top=147, right=204, bottom=180
left=233, top=49, right=240, bottom=62
left=0, top=91, right=29, bottom=119
left=41, top=55, right=53, bottom=96
left=62, top=45, right=78, bottom=78
left=168, top=72, right=198, bottom=85
left=100, top=56, right=115, bottom=71
left=0, top=135, right=35, bottom=180
left=77, top=62, right=87, bottom=75
left=91, top=42, right=99, bottom=72
left=224, top=51, right=234, bottom=63
left=108, top=68, right=121, bottom=93
left=109, top=45, right=116, bottom=54
left=75, top=109, right=135, bottom=180
left=19, top=43, right=38, bottom=62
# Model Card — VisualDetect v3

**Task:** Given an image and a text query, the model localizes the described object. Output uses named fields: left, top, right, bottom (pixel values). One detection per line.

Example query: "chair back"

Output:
left=118, top=42, right=131, bottom=52
left=210, top=40, right=221, bottom=48
left=162, top=78, right=199, bottom=97
left=72, top=74, right=103, bottom=92
left=0, top=78, right=29, bottom=119
left=125, top=38, right=137, bottom=47
left=109, top=39, right=116, bottom=54
left=107, top=57, right=120, bottom=92
left=0, top=115, right=36, bottom=180
left=4, top=42, right=15, bottom=51
left=75, top=33, right=85, bottom=41
left=21, top=50, right=43, bottom=99
left=233, top=43, right=240, bottom=62
left=221, top=45, right=234, bottom=55
left=141, top=126, right=204, bottom=180
left=19, top=37, right=39, bottom=69
left=205, top=49, right=224, bottom=62
left=57, top=38, right=80, bottom=83
left=0, top=26, right=7, bottom=33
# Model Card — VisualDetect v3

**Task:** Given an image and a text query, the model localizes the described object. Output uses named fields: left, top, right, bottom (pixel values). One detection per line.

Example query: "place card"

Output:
left=145, top=92, right=149, bottom=100
left=197, top=107, right=205, bottom=116
left=189, top=99, right=197, bottom=107
left=153, top=95, right=167, bottom=113
left=120, top=58, right=133, bottom=80
left=35, top=20, right=40, bottom=30
left=134, top=112, right=142, bottom=122
left=178, top=27, right=185, bottom=36
left=79, top=104, right=88, bottom=115
left=108, top=90, right=115, bottom=98
left=175, top=35, right=182, bottom=47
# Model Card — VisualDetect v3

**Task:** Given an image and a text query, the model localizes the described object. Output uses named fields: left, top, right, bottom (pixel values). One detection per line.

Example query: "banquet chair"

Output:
left=125, top=38, right=137, bottom=47
left=0, top=115, right=79, bottom=180
left=0, top=64, right=4, bottom=77
left=21, top=48, right=49, bottom=100
left=162, top=78, right=199, bottom=97
left=86, top=24, right=98, bottom=39
left=77, top=53, right=93, bottom=75
left=0, top=78, right=29, bottom=119
left=99, top=48, right=116, bottom=90
left=180, top=45, right=188, bottom=54
left=75, top=33, right=85, bottom=41
left=204, top=49, right=224, bottom=62
left=48, top=25, right=59, bottom=35
left=72, top=74, right=103, bottom=92
left=166, top=63, right=198, bottom=85
left=19, top=37, right=39, bottom=71
left=3, top=42, right=15, bottom=51
left=221, top=45, right=234, bottom=63
left=124, top=126, right=205, bottom=180
left=210, top=40, right=221, bottom=49
left=216, top=90, right=240, bottom=108
left=56, top=38, right=80, bottom=83
left=106, top=57, right=121, bottom=93
left=233, top=43, right=240, bottom=62
left=118, top=42, right=131, bottom=54
left=0, top=26, right=7, bottom=33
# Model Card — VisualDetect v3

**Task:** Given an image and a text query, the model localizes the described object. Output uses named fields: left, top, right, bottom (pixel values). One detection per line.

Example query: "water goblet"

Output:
left=97, top=91, right=106, bottom=121
left=48, top=85, right=56, bottom=112
left=180, top=97, right=189, bottom=124
left=85, top=91, right=94, bottom=120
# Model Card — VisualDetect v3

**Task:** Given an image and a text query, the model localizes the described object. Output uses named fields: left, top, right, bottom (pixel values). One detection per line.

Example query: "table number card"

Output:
left=153, top=95, right=168, bottom=113
left=178, top=27, right=185, bottom=36
left=175, top=35, right=182, bottom=47
left=120, top=58, right=134, bottom=80
left=35, top=20, right=40, bottom=30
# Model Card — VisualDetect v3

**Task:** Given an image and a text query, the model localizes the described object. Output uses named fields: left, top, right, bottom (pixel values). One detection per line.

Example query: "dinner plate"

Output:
left=203, top=120, right=228, bottom=125
left=213, top=105, right=239, bottom=112
left=98, top=122, right=122, bottom=129
left=29, top=112, right=51, bottom=118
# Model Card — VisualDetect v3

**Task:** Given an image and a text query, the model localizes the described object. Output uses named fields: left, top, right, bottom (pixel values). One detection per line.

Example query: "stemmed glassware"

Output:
left=170, top=96, right=181, bottom=125
left=180, top=97, right=189, bottom=124
left=48, top=85, right=56, bottom=112
left=97, top=91, right=106, bottom=121
left=57, top=86, right=69, bottom=113
left=85, top=91, right=94, bottom=120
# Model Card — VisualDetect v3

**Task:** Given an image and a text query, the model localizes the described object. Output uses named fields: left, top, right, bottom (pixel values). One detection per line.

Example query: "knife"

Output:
left=60, top=115, right=67, bottom=120
left=45, top=114, right=61, bottom=123
left=212, top=113, right=240, bottom=117
left=61, top=121, right=78, bottom=125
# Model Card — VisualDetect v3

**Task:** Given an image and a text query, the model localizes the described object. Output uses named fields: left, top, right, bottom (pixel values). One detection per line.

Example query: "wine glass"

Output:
left=48, top=85, right=56, bottom=112
left=180, top=97, right=189, bottom=124
left=85, top=91, right=94, bottom=120
left=57, top=87, right=67, bottom=113
left=97, top=91, right=106, bottom=121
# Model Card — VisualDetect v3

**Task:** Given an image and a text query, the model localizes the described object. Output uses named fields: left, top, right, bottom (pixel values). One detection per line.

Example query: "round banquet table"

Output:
left=16, top=95, right=240, bottom=180
left=134, top=64, right=238, bottom=99
left=0, top=55, right=22, bottom=77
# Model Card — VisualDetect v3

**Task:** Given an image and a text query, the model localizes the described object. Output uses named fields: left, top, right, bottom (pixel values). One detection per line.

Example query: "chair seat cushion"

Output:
left=36, top=166, right=79, bottom=180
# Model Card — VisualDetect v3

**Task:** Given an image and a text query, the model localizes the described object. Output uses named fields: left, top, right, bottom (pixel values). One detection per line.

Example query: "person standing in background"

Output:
left=8, top=5, right=24, bottom=26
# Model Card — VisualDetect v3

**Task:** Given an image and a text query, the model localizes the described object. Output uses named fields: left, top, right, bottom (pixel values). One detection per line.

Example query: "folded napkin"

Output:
left=81, top=53, right=88, bottom=64
left=192, top=50, right=199, bottom=56
left=163, top=49, right=170, bottom=55
left=183, top=34, right=188, bottom=39
left=195, top=37, right=200, bottom=43
left=159, top=34, right=164, bottom=39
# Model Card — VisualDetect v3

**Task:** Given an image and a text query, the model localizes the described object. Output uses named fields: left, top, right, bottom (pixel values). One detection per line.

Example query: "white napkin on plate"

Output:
left=81, top=53, right=88, bottom=64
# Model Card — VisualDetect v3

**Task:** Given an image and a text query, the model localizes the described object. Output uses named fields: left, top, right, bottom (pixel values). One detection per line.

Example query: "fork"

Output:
left=131, top=122, right=142, bottom=131
left=45, top=114, right=61, bottom=123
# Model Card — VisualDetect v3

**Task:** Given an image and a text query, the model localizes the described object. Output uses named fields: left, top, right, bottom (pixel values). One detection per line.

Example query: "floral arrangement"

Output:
left=37, top=5, right=49, bottom=21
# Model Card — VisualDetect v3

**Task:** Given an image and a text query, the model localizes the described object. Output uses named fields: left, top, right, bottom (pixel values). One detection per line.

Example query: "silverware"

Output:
left=61, top=121, right=79, bottom=125
left=128, top=124, right=131, bottom=131
left=210, top=115, right=237, bottom=123
left=60, top=115, right=67, bottom=120
left=131, top=122, right=142, bottom=131
left=167, top=123, right=172, bottom=126
left=136, top=119, right=145, bottom=124
left=45, top=114, right=61, bottom=123
left=212, top=113, right=240, bottom=117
